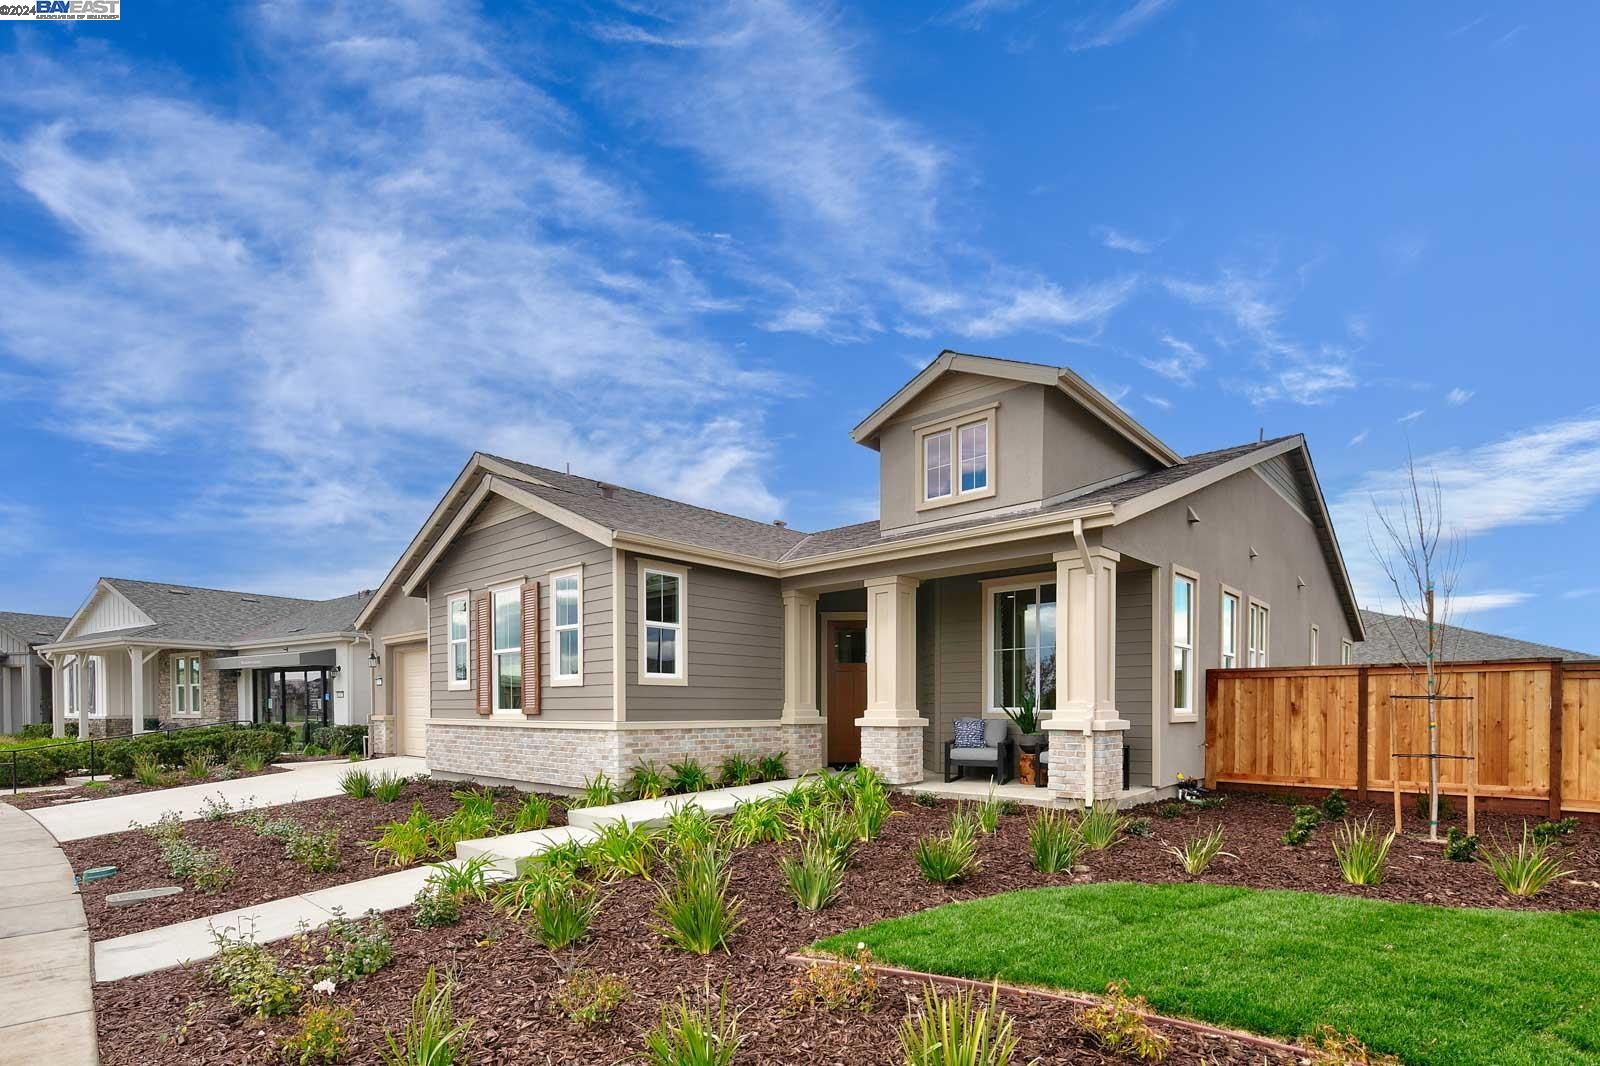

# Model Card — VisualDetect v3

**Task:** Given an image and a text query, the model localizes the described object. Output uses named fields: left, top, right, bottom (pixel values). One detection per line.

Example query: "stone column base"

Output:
left=780, top=722, right=826, bottom=776
left=82, top=718, right=134, bottom=739
left=858, top=721, right=925, bottom=784
left=368, top=717, right=391, bottom=757
left=1047, top=729, right=1124, bottom=805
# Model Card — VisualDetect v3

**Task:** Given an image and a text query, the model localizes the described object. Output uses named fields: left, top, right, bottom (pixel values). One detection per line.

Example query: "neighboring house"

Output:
left=357, top=351, right=1364, bottom=803
left=0, top=611, right=69, bottom=733
left=36, top=579, right=379, bottom=741
left=1354, top=608, right=1596, bottom=666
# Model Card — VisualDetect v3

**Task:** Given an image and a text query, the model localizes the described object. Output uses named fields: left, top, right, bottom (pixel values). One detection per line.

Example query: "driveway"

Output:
left=29, top=756, right=428, bottom=842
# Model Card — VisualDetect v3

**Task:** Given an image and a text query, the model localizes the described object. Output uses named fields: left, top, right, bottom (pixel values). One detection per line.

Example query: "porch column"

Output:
left=779, top=590, right=826, bottom=774
left=129, top=649, right=147, bottom=734
left=20, top=657, right=37, bottom=726
left=1046, top=542, right=1127, bottom=805
left=49, top=656, right=66, bottom=738
left=1, top=664, right=12, bottom=733
left=856, top=575, right=925, bottom=784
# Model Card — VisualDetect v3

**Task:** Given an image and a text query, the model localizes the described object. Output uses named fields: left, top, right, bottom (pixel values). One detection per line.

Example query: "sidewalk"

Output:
left=0, top=802, right=97, bottom=1065
left=31, top=756, right=428, bottom=842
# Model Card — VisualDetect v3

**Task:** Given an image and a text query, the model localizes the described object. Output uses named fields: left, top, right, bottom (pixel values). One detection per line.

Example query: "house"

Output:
left=356, top=351, right=1365, bottom=803
left=35, top=579, right=379, bottom=742
left=1354, top=608, right=1596, bottom=666
left=0, top=611, right=69, bottom=733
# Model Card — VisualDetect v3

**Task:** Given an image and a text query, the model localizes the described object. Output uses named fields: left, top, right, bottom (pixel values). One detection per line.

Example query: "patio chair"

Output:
left=944, top=717, right=1013, bottom=785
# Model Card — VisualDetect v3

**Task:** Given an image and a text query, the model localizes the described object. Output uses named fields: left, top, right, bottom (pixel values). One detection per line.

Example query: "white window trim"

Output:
left=550, top=565, right=584, bottom=687
left=171, top=652, right=203, bottom=717
left=87, top=655, right=106, bottom=717
left=980, top=571, right=1057, bottom=717
left=1248, top=597, right=1271, bottom=668
left=1341, top=639, right=1355, bottom=665
left=913, top=403, right=999, bottom=512
left=638, top=559, right=688, bottom=686
left=63, top=655, right=79, bottom=718
left=1219, top=583, right=1242, bottom=670
left=490, top=583, right=523, bottom=715
left=1170, top=565, right=1199, bottom=723
left=445, top=591, right=471, bottom=692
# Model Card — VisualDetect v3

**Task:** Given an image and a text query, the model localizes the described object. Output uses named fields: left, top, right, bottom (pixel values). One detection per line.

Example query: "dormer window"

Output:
left=915, top=404, right=997, bottom=510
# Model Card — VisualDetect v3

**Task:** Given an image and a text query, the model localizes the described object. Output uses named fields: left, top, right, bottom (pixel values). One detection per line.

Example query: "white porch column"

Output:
left=856, top=575, right=925, bottom=784
left=49, top=656, right=66, bottom=738
left=1, top=664, right=12, bottom=733
left=1046, top=541, right=1127, bottom=806
left=129, top=648, right=147, bottom=734
left=779, top=589, right=826, bottom=774
left=20, top=657, right=38, bottom=727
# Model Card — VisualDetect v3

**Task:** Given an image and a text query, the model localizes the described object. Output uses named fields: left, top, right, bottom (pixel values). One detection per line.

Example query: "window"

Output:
left=173, top=654, right=202, bottom=716
left=924, top=430, right=953, bottom=500
left=86, top=655, right=102, bottom=716
left=446, top=593, right=470, bottom=690
left=986, top=578, right=1056, bottom=712
left=1172, top=573, right=1196, bottom=717
left=1248, top=601, right=1270, bottom=667
left=641, top=563, right=686, bottom=682
left=915, top=406, right=997, bottom=509
left=64, top=656, right=79, bottom=718
left=491, top=585, right=522, bottom=713
left=1220, top=590, right=1240, bottom=669
left=958, top=421, right=988, bottom=492
left=1341, top=640, right=1355, bottom=665
left=1309, top=625, right=1320, bottom=666
left=551, top=568, right=583, bottom=685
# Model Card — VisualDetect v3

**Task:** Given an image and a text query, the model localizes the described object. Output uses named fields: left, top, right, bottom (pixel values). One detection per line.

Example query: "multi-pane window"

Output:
left=643, top=567, right=684, bottom=679
left=492, top=585, right=522, bottom=712
left=1173, top=574, right=1196, bottom=715
left=1341, top=640, right=1355, bottom=665
left=990, top=581, right=1056, bottom=712
left=173, top=655, right=202, bottom=715
left=552, top=570, right=582, bottom=683
left=923, top=430, right=953, bottom=500
left=1220, top=591, right=1240, bottom=668
left=447, top=594, right=470, bottom=689
left=86, top=656, right=100, bottom=716
left=1248, top=602, right=1270, bottom=667
left=64, top=657, right=79, bottom=717
left=958, top=421, right=988, bottom=492
left=919, top=410, right=995, bottom=506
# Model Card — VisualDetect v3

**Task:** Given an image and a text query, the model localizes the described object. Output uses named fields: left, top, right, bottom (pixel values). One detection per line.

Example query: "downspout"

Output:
left=1072, top=517, right=1096, bottom=809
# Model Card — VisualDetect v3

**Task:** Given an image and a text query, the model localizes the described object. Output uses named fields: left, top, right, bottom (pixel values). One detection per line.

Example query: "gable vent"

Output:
left=165, top=588, right=191, bottom=595
left=239, top=597, right=260, bottom=604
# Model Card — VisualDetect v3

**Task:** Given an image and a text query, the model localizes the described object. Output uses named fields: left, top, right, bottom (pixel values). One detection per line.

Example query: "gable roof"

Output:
left=0, top=611, right=70, bottom=650
left=1355, top=609, right=1596, bottom=665
left=45, top=579, right=368, bottom=651
left=850, top=351, right=1185, bottom=467
left=232, top=590, right=376, bottom=645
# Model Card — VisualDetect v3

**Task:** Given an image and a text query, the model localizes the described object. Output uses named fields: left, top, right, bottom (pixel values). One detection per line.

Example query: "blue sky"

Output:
left=1, top=1, right=1597, bottom=651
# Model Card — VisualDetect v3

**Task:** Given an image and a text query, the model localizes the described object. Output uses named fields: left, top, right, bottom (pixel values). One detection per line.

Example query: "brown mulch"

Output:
left=65, top=780, right=567, bottom=940
left=93, top=790, right=1600, bottom=1064
left=3, top=766, right=293, bottom=811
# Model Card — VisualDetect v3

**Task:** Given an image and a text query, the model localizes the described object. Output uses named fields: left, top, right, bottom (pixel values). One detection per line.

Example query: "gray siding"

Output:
left=1255, top=454, right=1314, bottom=518
left=622, top=553, right=783, bottom=722
left=1116, top=569, right=1154, bottom=787
left=426, top=508, right=613, bottom=722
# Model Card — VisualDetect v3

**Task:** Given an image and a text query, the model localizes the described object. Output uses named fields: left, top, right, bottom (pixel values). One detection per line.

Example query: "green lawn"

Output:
left=819, top=883, right=1600, bottom=1066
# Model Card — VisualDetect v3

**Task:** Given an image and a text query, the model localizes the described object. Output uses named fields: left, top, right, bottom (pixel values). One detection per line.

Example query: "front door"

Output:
left=825, top=620, right=867, bottom=764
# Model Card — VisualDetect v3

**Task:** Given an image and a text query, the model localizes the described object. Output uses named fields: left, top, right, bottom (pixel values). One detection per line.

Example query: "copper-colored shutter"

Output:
left=474, top=593, right=491, bottom=715
left=522, top=579, right=542, bottom=716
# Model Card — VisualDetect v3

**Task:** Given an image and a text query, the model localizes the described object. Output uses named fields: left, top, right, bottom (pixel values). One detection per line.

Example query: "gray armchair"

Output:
left=944, top=718, right=1013, bottom=785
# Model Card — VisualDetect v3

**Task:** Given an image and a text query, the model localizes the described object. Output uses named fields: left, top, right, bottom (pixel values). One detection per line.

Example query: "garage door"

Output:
left=393, top=643, right=429, bottom=758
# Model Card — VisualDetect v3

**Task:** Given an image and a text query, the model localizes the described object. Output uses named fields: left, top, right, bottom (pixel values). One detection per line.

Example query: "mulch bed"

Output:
left=66, top=780, right=567, bottom=940
left=94, top=790, right=1600, bottom=1064
left=3, top=756, right=354, bottom=810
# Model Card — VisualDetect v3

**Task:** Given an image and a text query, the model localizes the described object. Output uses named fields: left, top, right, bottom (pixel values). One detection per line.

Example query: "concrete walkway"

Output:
left=32, top=756, right=428, bottom=842
left=0, top=803, right=98, bottom=1065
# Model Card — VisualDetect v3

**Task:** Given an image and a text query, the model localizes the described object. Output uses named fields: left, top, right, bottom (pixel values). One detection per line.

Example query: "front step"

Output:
left=454, top=824, right=599, bottom=878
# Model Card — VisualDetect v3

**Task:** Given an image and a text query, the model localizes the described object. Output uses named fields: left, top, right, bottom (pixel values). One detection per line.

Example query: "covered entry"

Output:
left=255, top=667, right=332, bottom=743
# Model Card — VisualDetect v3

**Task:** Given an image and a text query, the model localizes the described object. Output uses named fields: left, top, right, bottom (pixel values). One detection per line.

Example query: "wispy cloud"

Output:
left=1069, top=0, right=1180, bottom=52
left=1143, top=394, right=1172, bottom=411
left=1450, top=591, right=1532, bottom=617
left=1348, top=429, right=1369, bottom=447
left=936, top=0, right=1031, bottom=30
left=1139, top=332, right=1207, bottom=386
left=1397, top=409, right=1425, bottom=424
left=1446, top=13, right=1488, bottom=38
left=1446, top=387, right=1475, bottom=406
left=1492, top=24, right=1526, bottom=48
left=959, top=275, right=1139, bottom=339
left=1093, top=225, right=1154, bottom=254
left=1561, top=587, right=1600, bottom=601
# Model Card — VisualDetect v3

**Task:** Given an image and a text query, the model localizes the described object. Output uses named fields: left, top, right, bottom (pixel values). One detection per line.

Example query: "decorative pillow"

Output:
left=952, top=718, right=987, bottom=748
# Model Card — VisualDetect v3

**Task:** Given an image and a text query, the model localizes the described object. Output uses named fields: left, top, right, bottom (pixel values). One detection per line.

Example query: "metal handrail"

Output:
left=4, top=719, right=274, bottom=795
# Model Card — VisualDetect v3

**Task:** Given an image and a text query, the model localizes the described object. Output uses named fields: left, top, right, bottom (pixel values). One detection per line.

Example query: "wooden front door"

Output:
left=825, top=620, right=867, bottom=764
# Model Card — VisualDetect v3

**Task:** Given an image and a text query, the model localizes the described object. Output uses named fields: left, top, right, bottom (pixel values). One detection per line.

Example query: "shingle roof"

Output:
left=233, top=591, right=376, bottom=644
left=0, top=611, right=70, bottom=649
left=1354, top=609, right=1597, bottom=665
left=51, top=580, right=371, bottom=649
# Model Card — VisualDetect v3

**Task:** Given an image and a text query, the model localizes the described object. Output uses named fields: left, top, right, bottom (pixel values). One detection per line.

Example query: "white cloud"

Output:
left=1143, top=394, right=1172, bottom=411
left=1492, top=24, right=1525, bottom=48
left=936, top=0, right=1031, bottom=29
left=1449, top=591, right=1531, bottom=617
left=959, top=276, right=1138, bottom=339
left=1446, top=387, right=1474, bottom=406
left=1348, top=429, right=1369, bottom=446
left=1094, top=225, right=1153, bottom=254
left=1561, top=588, right=1600, bottom=601
left=1397, top=409, right=1425, bottom=424
left=1447, top=13, right=1488, bottom=38
left=1139, top=332, right=1207, bottom=386
left=1069, top=0, right=1180, bottom=51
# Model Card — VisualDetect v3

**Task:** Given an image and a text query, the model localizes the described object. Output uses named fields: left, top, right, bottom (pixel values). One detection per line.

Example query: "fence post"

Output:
left=1203, top=671, right=1219, bottom=789
left=1356, top=666, right=1370, bottom=803
left=1549, top=660, right=1564, bottom=819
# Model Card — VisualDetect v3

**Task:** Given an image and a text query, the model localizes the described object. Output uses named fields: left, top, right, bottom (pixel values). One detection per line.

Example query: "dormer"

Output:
left=852, top=352, right=1183, bottom=534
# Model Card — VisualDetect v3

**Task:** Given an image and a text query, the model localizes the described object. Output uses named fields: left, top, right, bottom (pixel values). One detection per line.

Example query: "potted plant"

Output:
left=1004, top=691, right=1046, bottom=786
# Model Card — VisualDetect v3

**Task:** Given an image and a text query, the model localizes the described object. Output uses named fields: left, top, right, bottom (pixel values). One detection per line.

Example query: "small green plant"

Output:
left=371, top=772, right=409, bottom=803
left=1194, top=794, right=1228, bottom=811
left=141, top=809, right=186, bottom=843
left=571, top=772, right=620, bottom=809
left=727, top=798, right=787, bottom=846
left=381, top=967, right=472, bottom=1066
left=644, top=985, right=741, bottom=1066
left=183, top=748, right=216, bottom=780
left=1164, top=825, right=1233, bottom=876
left=1321, top=789, right=1348, bottom=820
left=1415, top=791, right=1454, bottom=820
left=1444, top=826, right=1479, bottom=862
left=1530, top=817, right=1579, bottom=846
left=667, top=758, right=712, bottom=795
left=789, top=944, right=879, bottom=1012
left=627, top=760, right=670, bottom=800
left=426, top=855, right=496, bottom=902
left=1029, top=809, right=1082, bottom=874
left=914, top=822, right=981, bottom=885
left=339, top=768, right=374, bottom=799
left=287, top=826, right=341, bottom=873
left=913, top=791, right=942, bottom=809
left=849, top=775, right=894, bottom=842
left=369, top=803, right=438, bottom=867
left=1482, top=826, right=1573, bottom=897
left=1079, top=982, right=1170, bottom=1063
left=781, top=832, right=847, bottom=911
left=493, top=861, right=574, bottom=920
left=1332, top=816, right=1396, bottom=886
left=756, top=752, right=788, bottom=782
left=199, top=793, right=234, bottom=821
left=1126, top=817, right=1152, bottom=838
left=718, top=754, right=759, bottom=788
left=1157, top=801, right=1184, bottom=819
left=529, top=879, right=601, bottom=950
left=303, top=909, right=394, bottom=986
left=1077, top=802, right=1129, bottom=851
left=1302, top=1024, right=1402, bottom=1065
left=591, top=819, right=658, bottom=880
left=208, top=928, right=300, bottom=1018
left=900, top=982, right=1020, bottom=1066
left=191, top=854, right=236, bottom=894
left=655, top=844, right=743, bottom=954
left=554, top=968, right=629, bottom=1026
left=131, top=751, right=166, bottom=787
left=412, top=885, right=462, bottom=928
left=971, top=788, right=1004, bottom=834
left=1282, top=805, right=1322, bottom=847
left=451, top=786, right=497, bottom=822
left=507, top=792, right=551, bottom=832
left=663, top=802, right=721, bottom=857
left=280, top=1005, right=351, bottom=1065
left=236, top=748, right=269, bottom=773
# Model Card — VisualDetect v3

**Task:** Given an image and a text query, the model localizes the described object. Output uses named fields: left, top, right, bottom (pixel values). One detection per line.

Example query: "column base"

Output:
left=1046, top=726, right=1125, bottom=805
left=856, top=718, right=926, bottom=784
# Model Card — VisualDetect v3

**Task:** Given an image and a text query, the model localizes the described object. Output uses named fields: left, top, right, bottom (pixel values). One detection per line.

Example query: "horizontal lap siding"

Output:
left=932, top=578, right=982, bottom=767
left=623, top=554, right=783, bottom=723
left=1117, top=572, right=1154, bottom=787
left=428, top=509, right=613, bottom=721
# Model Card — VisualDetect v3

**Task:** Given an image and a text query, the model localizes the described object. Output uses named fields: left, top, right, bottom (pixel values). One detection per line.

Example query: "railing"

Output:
left=3, top=719, right=271, bottom=795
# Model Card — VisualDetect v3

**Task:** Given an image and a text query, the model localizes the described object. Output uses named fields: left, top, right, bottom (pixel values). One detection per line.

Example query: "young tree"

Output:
left=1368, top=446, right=1461, bottom=841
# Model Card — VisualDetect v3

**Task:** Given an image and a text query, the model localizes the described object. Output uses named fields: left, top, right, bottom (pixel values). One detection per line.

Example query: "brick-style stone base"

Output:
left=859, top=723, right=925, bottom=784
left=81, top=717, right=134, bottom=739
left=368, top=717, right=390, bottom=756
left=1048, top=729, right=1123, bottom=804
left=424, top=720, right=826, bottom=789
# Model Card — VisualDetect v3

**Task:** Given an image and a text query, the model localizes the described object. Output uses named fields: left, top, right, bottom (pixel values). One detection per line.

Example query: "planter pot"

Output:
left=1017, top=733, right=1045, bottom=753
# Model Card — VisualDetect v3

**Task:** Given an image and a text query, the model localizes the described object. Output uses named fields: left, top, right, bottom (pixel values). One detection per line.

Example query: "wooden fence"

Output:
left=1205, top=659, right=1600, bottom=816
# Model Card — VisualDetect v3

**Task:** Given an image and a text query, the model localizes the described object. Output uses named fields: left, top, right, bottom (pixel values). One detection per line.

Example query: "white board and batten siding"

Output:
left=66, top=586, right=152, bottom=639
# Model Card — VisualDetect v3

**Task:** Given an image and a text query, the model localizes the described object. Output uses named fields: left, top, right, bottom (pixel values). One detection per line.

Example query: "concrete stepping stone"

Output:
left=107, top=887, right=183, bottom=907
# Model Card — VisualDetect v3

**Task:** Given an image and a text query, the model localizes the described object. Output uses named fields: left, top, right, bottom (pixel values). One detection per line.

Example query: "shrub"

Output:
left=1077, top=802, right=1129, bottom=851
left=1332, top=817, right=1395, bottom=886
left=1282, top=806, right=1322, bottom=847
left=287, top=827, right=341, bottom=873
left=434, top=790, right=499, bottom=848
left=530, top=879, right=600, bottom=951
left=914, top=822, right=981, bottom=885
left=494, top=861, right=577, bottom=921
left=1415, top=792, right=1454, bottom=820
left=208, top=928, right=301, bottom=1018
left=554, top=968, right=629, bottom=1026
left=789, top=944, right=878, bottom=1012
left=571, top=772, right=620, bottom=809
left=668, top=758, right=712, bottom=795
left=1126, top=817, right=1152, bottom=838
left=644, top=986, right=741, bottom=1066
left=1530, top=817, right=1579, bottom=846
left=781, top=833, right=846, bottom=911
left=303, top=909, right=394, bottom=986
left=16, top=723, right=51, bottom=741
left=1482, top=826, right=1573, bottom=897
left=369, top=803, right=438, bottom=867
left=1079, top=983, right=1170, bottom=1063
left=191, top=855, right=235, bottom=894
left=850, top=776, right=894, bottom=843
left=412, top=886, right=462, bottom=929
left=1444, top=826, right=1479, bottom=862
left=131, top=752, right=166, bottom=787
left=913, top=791, right=942, bottom=809
left=592, top=819, right=658, bottom=880
left=311, top=725, right=366, bottom=757
left=1029, top=809, right=1082, bottom=874
left=727, top=798, right=787, bottom=846
left=425, top=855, right=496, bottom=902
left=199, top=793, right=234, bottom=821
left=381, top=967, right=472, bottom=1066
left=236, top=749, right=269, bottom=773
left=1321, top=789, right=1348, bottom=820
left=1157, top=801, right=1184, bottom=819
left=900, top=982, right=1020, bottom=1066
left=756, top=752, right=788, bottom=782
left=183, top=748, right=216, bottom=780
left=508, top=792, right=551, bottom=832
left=280, top=1005, right=352, bottom=1065
left=718, top=754, right=759, bottom=788
left=627, top=760, right=669, bottom=800
left=1163, top=825, right=1233, bottom=876
left=656, top=844, right=743, bottom=954
left=1194, top=794, right=1228, bottom=811
left=339, top=768, right=373, bottom=799
left=142, top=809, right=187, bottom=844
left=371, top=772, right=409, bottom=803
